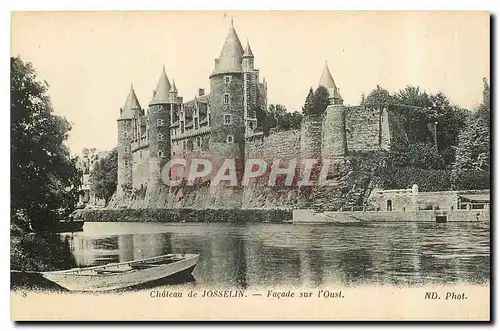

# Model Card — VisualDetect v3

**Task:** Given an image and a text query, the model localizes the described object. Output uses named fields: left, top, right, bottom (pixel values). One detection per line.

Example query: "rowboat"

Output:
left=40, top=253, right=199, bottom=292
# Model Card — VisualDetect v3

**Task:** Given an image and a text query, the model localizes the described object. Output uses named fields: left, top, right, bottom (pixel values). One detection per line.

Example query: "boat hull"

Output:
left=41, top=254, right=199, bottom=292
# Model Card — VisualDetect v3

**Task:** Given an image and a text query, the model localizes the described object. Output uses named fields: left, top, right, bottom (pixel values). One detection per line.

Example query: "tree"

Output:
left=429, top=92, right=468, bottom=165
left=302, top=88, right=315, bottom=115
left=395, top=85, right=434, bottom=144
left=311, top=86, right=331, bottom=115
left=451, top=78, right=490, bottom=189
left=362, top=85, right=394, bottom=108
left=11, top=57, right=82, bottom=231
left=90, top=148, right=118, bottom=205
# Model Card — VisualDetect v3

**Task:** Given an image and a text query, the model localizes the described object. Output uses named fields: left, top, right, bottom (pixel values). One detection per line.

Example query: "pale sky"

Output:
left=11, top=11, right=490, bottom=154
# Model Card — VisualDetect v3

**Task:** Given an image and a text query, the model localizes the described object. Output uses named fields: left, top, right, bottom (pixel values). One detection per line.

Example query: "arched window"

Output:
left=157, top=133, right=164, bottom=141
left=387, top=199, right=392, bottom=212
left=157, top=118, right=165, bottom=127
left=227, top=135, right=234, bottom=143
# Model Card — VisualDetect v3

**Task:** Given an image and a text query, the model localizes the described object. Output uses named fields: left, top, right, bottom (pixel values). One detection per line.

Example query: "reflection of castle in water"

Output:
left=67, top=233, right=172, bottom=267
left=63, top=223, right=487, bottom=285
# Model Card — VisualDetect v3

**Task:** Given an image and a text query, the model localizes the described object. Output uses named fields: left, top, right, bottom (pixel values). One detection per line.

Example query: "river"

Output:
left=58, top=221, right=490, bottom=289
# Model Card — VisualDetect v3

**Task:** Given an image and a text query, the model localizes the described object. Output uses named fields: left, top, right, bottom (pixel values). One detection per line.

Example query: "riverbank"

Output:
left=73, top=208, right=293, bottom=223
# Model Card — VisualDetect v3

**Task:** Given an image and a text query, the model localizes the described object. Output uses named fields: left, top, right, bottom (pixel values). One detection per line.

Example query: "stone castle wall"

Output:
left=131, top=146, right=150, bottom=189
left=300, top=114, right=323, bottom=159
left=345, top=106, right=383, bottom=151
left=247, top=130, right=301, bottom=161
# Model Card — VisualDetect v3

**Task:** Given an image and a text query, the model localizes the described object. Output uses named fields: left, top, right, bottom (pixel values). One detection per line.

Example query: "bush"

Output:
left=381, top=167, right=452, bottom=191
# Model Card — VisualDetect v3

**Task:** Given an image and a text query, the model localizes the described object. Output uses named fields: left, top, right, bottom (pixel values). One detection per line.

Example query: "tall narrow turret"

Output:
left=148, top=66, right=172, bottom=183
left=319, top=63, right=347, bottom=159
left=209, top=20, right=246, bottom=160
left=117, top=84, right=141, bottom=196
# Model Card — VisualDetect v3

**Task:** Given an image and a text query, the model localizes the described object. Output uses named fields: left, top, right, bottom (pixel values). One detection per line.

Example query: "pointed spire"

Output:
left=319, top=62, right=343, bottom=104
left=211, top=19, right=244, bottom=76
left=120, top=84, right=142, bottom=119
left=319, top=62, right=337, bottom=90
left=150, top=66, right=171, bottom=105
left=169, top=78, right=178, bottom=93
left=243, top=39, right=254, bottom=58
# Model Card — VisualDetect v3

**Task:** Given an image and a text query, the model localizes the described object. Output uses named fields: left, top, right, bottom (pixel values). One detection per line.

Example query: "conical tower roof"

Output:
left=120, top=84, right=142, bottom=119
left=319, top=62, right=343, bottom=103
left=319, top=62, right=337, bottom=90
left=243, top=39, right=254, bottom=58
left=169, top=79, right=178, bottom=93
left=211, top=20, right=244, bottom=76
left=149, top=66, right=171, bottom=105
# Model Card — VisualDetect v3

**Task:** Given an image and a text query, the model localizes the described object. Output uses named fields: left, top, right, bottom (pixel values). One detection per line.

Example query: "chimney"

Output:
left=198, top=88, right=205, bottom=97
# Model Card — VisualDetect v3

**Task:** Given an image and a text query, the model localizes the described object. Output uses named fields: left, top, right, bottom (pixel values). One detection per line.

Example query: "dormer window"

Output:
left=224, top=114, right=231, bottom=125
left=157, top=118, right=165, bottom=127
left=226, top=135, right=234, bottom=143
left=157, top=133, right=164, bottom=141
left=224, top=93, right=230, bottom=104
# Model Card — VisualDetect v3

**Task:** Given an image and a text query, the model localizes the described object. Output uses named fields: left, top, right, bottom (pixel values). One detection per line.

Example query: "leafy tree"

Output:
left=90, top=148, right=118, bottom=205
left=429, top=92, right=468, bottom=165
left=256, top=104, right=303, bottom=135
left=451, top=78, right=490, bottom=175
left=11, top=56, right=82, bottom=231
left=395, top=85, right=434, bottom=144
left=302, top=86, right=330, bottom=116
left=362, top=85, right=394, bottom=108
left=302, top=88, right=315, bottom=115
left=311, top=86, right=331, bottom=115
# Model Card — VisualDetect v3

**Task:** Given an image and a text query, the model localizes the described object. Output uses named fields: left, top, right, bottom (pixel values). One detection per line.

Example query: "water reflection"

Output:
left=61, top=221, right=490, bottom=288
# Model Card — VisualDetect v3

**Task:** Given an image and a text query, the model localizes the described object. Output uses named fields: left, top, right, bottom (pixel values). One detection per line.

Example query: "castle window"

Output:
left=224, top=76, right=231, bottom=84
left=181, top=121, right=185, bottom=134
left=158, top=150, right=164, bottom=158
left=195, top=118, right=199, bottom=130
left=224, top=93, right=230, bottom=104
left=124, top=146, right=129, bottom=153
left=157, top=133, right=164, bottom=141
left=226, top=135, right=234, bottom=144
left=183, top=141, right=187, bottom=150
left=124, top=160, right=129, bottom=167
left=157, top=118, right=165, bottom=127
left=224, top=114, right=231, bottom=125
left=196, top=136, right=201, bottom=147
left=158, top=105, right=164, bottom=111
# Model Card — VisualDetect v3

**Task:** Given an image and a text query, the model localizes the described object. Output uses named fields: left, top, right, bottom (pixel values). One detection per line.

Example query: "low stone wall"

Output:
left=73, top=208, right=292, bottom=223
left=302, top=210, right=490, bottom=223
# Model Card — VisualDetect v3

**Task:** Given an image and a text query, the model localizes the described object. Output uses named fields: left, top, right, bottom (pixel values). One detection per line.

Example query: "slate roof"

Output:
left=211, top=21, right=244, bottom=76
left=120, top=84, right=142, bottom=119
left=149, top=66, right=171, bottom=105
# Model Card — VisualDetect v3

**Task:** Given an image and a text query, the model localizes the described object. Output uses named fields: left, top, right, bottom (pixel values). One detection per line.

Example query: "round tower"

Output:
left=322, top=104, right=347, bottom=159
left=208, top=20, right=245, bottom=160
left=117, top=84, right=142, bottom=196
left=318, top=62, right=347, bottom=159
left=148, top=66, right=172, bottom=184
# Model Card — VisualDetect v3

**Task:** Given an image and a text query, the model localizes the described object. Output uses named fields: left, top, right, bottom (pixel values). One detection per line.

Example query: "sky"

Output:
left=11, top=11, right=490, bottom=154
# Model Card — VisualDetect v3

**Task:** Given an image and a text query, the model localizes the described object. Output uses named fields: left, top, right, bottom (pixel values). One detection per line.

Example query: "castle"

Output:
left=116, top=20, right=406, bottom=205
